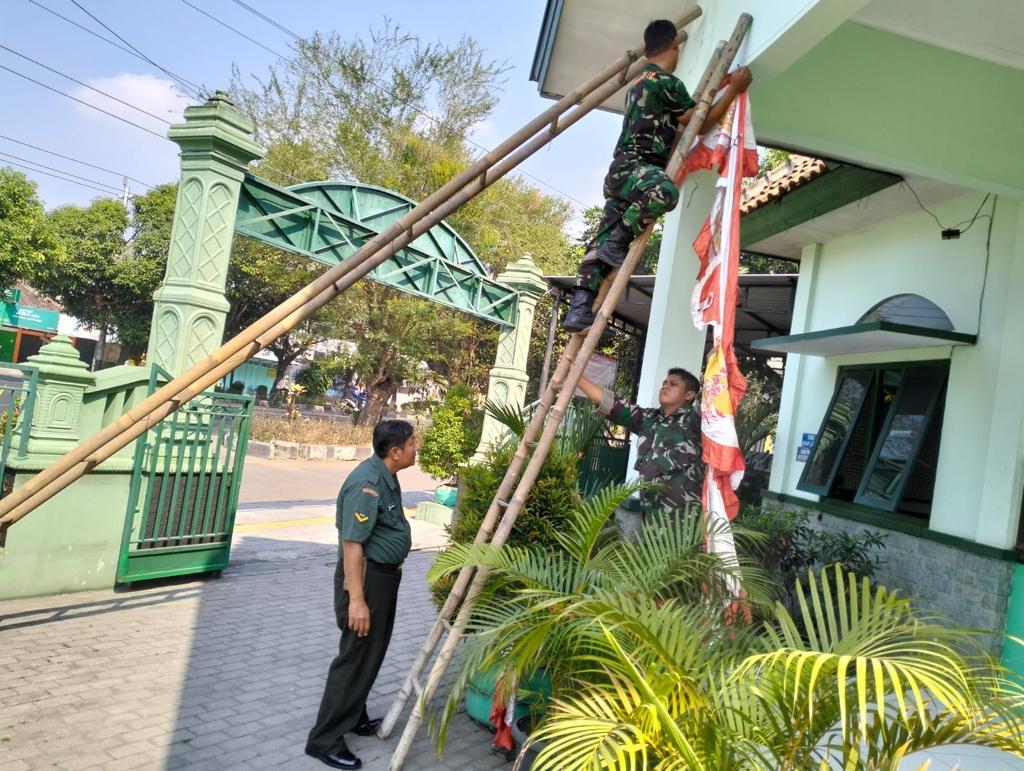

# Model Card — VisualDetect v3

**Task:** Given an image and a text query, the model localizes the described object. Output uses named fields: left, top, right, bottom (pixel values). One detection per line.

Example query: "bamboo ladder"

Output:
left=0, top=7, right=708, bottom=542
left=381, top=13, right=752, bottom=771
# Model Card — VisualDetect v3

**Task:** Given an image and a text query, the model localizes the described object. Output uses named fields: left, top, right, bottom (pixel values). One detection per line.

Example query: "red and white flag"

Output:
left=687, top=93, right=757, bottom=606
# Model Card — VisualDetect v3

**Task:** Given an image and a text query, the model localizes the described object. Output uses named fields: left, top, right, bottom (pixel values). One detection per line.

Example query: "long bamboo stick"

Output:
left=386, top=15, right=752, bottom=770
left=378, top=24, right=727, bottom=747
left=0, top=8, right=703, bottom=531
left=379, top=32, right=730, bottom=746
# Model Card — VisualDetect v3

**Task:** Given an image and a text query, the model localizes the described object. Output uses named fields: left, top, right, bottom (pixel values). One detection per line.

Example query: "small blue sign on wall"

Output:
left=801, top=432, right=816, bottom=449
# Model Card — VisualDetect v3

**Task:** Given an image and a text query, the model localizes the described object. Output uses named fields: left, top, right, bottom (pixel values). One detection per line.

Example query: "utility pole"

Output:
left=91, top=177, right=132, bottom=371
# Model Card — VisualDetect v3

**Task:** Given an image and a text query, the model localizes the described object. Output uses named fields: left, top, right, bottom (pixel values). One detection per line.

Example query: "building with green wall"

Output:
left=533, top=0, right=1024, bottom=665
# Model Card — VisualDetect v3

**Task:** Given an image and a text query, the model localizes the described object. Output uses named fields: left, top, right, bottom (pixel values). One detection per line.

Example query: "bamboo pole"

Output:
left=0, top=8, right=703, bottom=532
left=385, top=15, right=752, bottom=770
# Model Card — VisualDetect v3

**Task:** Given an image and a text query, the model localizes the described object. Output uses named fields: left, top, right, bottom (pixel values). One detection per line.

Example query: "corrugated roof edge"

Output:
left=529, top=0, right=565, bottom=90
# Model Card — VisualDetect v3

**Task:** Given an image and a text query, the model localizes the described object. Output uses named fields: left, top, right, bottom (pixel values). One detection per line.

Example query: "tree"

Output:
left=0, top=168, right=63, bottom=290
left=231, top=21, right=575, bottom=424
left=37, top=185, right=174, bottom=361
left=38, top=198, right=127, bottom=363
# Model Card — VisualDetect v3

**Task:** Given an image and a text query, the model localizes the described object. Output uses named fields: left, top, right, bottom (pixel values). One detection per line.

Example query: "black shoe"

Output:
left=353, top=716, right=382, bottom=737
left=594, top=224, right=635, bottom=268
left=563, top=287, right=597, bottom=332
left=305, top=741, right=362, bottom=769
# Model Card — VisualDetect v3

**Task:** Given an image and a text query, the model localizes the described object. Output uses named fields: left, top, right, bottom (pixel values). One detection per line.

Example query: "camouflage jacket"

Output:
left=598, top=389, right=704, bottom=512
left=609, top=63, right=695, bottom=172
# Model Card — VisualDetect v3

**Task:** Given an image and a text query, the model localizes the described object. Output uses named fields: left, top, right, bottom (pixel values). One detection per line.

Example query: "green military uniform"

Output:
left=599, top=388, right=704, bottom=520
left=579, top=63, right=696, bottom=291
left=306, top=454, right=412, bottom=756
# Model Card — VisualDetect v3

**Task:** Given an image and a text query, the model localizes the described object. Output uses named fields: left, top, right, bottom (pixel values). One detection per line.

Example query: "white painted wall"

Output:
left=771, top=192, right=1024, bottom=548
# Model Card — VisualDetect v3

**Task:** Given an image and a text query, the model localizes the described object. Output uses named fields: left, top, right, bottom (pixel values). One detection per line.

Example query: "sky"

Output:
left=2, top=0, right=623, bottom=234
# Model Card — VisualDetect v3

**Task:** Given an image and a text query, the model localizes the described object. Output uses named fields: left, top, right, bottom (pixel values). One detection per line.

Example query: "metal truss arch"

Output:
left=234, top=175, right=517, bottom=326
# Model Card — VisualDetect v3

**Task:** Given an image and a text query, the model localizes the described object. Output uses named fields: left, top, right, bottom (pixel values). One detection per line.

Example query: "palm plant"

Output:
left=430, top=482, right=1024, bottom=769
left=527, top=568, right=1024, bottom=769
left=427, top=481, right=773, bottom=751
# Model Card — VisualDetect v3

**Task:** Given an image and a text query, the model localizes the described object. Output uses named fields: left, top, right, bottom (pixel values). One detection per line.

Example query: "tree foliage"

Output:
left=231, top=21, right=575, bottom=423
left=0, top=167, right=63, bottom=290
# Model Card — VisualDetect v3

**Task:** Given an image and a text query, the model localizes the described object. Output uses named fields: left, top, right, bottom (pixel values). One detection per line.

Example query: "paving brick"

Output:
left=0, top=539, right=502, bottom=769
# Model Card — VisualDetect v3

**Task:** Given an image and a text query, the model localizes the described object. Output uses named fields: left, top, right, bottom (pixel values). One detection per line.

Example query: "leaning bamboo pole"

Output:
left=385, top=14, right=752, bottom=769
left=378, top=32, right=729, bottom=745
left=0, top=7, right=702, bottom=533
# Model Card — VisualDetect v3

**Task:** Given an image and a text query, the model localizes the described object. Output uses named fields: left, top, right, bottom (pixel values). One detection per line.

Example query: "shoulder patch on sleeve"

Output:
left=360, top=487, right=379, bottom=497
left=354, top=512, right=369, bottom=523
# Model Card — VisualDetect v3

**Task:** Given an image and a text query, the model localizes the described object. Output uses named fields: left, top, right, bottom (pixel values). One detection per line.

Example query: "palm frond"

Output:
left=484, top=399, right=528, bottom=438
left=554, top=480, right=646, bottom=563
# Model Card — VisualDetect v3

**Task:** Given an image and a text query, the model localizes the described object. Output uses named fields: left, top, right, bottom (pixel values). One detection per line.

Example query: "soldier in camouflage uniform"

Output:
left=564, top=19, right=752, bottom=332
left=576, top=367, right=703, bottom=522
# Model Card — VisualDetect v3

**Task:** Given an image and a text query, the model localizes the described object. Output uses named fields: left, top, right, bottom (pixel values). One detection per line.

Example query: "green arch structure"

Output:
left=234, top=174, right=517, bottom=326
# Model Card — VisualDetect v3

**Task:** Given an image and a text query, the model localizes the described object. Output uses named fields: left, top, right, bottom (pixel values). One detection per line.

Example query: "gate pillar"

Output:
left=147, top=91, right=265, bottom=377
left=473, top=254, right=547, bottom=461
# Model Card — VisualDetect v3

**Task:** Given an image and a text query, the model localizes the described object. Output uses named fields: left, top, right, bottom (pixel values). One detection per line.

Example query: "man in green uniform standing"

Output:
left=305, top=420, right=417, bottom=770
left=563, top=18, right=752, bottom=332
left=576, top=367, right=703, bottom=522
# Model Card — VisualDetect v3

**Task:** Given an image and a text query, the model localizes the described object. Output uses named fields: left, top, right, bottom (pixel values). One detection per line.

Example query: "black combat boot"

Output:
left=594, top=224, right=635, bottom=268
left=563, top=286, right=597, bottom=332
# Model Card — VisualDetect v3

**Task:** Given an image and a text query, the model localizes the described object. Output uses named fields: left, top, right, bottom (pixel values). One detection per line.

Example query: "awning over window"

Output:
left=751, top=320, right=976, bottom=357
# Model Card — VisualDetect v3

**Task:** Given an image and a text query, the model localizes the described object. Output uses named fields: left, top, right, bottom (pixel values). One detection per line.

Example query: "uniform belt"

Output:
left=366, top=559, right=403, bottom=572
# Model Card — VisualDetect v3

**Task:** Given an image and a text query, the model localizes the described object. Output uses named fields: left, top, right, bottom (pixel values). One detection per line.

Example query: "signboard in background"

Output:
left=796, top=432, right=816, bottom=462
left=2, top=303, right=59, bottom=333
left=575, top=352, right=617, bottom=398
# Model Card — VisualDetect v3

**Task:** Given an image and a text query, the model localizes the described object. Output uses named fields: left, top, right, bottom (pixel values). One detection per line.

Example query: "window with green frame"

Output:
left=797, top=361, right=949, bottom=518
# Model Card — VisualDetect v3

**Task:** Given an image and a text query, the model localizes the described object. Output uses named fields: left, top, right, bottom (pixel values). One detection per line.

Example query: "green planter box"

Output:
left=465, top=665, right=551, bottom=729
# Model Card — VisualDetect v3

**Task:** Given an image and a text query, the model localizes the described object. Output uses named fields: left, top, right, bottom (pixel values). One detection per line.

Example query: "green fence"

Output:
left=118, top=366, right=253, bottom=583
left=0, top=364, right=38, bottom=507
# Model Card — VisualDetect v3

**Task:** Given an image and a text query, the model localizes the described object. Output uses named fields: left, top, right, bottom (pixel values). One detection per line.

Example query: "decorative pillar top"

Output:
left=26, top=335, right=95, bottom=384
left=497, top=253, right=547, bottom=299
left=168, top=89, right=266, bottom=168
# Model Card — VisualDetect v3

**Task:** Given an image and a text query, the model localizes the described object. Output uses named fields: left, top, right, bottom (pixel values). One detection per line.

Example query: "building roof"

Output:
left=545, top=273, right=797, bottom=355
left=14, top=282, right=62, bottom=313
left=741, top=155, right=829, bottom=215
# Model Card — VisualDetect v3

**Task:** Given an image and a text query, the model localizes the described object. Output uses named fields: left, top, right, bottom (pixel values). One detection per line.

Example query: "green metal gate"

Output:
left=117, top=366, right=253, bottom=583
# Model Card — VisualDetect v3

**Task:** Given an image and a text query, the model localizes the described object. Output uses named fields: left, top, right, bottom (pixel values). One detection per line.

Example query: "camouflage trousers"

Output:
left=577, top=162, right=680, bottom=291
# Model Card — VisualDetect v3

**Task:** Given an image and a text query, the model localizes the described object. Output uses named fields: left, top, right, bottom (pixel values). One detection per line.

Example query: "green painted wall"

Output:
left=770, top=193, right=1024, bottom=550
left=1004, top=563, right=1024, bottom=676
left=0, top=472, right=130, bottom=599
left=752, top=23, right=1024, bottom=198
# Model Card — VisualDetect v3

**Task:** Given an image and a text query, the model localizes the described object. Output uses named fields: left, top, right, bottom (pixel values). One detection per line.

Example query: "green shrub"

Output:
left=418, top=385, right=482, bottom=483
left=429, top=438, right=582, bottom=609
left=736, top=504, right=886, bottom=618
left=296, top=363, right=333, bottom=396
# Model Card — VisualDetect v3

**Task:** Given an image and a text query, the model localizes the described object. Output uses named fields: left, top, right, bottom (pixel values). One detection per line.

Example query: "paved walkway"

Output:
left=0, top=547, right=508, bottom=770
left=1, top=459, right=502, bottom=770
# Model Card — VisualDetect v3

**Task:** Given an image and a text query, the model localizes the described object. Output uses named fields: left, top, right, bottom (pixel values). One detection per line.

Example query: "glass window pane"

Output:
left=799, top=371, right=873, bottom=493
left=856, top=367, right=946, bottom=510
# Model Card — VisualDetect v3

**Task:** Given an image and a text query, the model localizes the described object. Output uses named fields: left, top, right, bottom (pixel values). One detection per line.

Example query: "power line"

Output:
left=0, top=150, right=124, bottom=194
left=0, top=157, right=122, bottom=196
left=0, top=63, right=167, bottom=138
left=0, top=44, right=175, bottom=125
left=26, top=0, right=201, bottom=97
left=0, top=133, right=155, bottom=189
left=67, top=0, right=203, bottom=99
left=179, top=0, right=281, bottom=59
left=213, top=2, right=589, bottom=208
